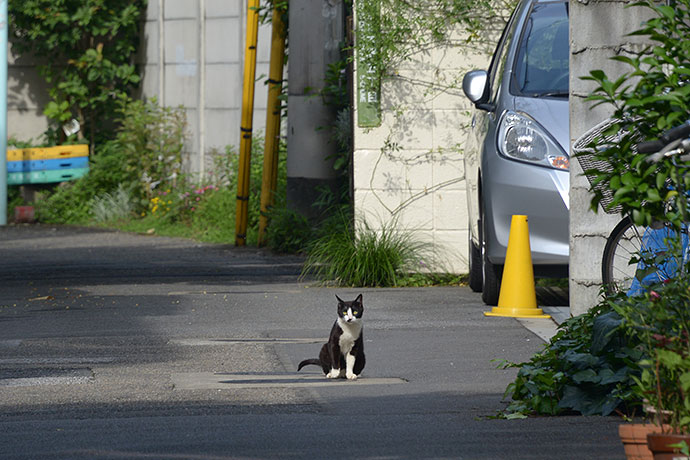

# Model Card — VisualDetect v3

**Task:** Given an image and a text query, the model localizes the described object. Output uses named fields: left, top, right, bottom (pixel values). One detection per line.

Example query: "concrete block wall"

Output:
left=7, top=49, right=49, bottom=143
left=141, top=0, right=274, bottom=176
left=353, top=34, right=490, bottom=273
left=7, top=1, right=274, bottom=176
left=569, top=0, right=655, bottom=315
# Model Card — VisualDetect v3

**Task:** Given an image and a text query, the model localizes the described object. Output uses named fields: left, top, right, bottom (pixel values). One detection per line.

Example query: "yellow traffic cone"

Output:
left=484, top=215, right=551, bottom=319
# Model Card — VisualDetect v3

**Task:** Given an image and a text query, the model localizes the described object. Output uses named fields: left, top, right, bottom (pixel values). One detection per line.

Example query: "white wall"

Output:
left=353, top=30, right=492, bottom=273
left=140, top=0, right=274, bottom=176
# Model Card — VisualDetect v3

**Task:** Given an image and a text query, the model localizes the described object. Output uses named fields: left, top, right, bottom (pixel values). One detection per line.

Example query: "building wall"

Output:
left=7, top=46, right=49, bottom=143
left=569, top=0, right=655, bottom=315
left=140, top=0, right=274, bottom=176
left=7, top=0, right=274, bottom=175
left=353, top=31, right=491, bottom=273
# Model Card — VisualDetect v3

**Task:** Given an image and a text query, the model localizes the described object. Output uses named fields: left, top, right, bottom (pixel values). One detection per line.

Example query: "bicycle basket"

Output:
left=572, top=118, right=639, bottom=215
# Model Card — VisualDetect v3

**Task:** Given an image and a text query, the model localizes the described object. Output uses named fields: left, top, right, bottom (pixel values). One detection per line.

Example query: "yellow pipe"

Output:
left=257, top=2, right=288, bottom=246
left=235, top=0, right=260, bottom=246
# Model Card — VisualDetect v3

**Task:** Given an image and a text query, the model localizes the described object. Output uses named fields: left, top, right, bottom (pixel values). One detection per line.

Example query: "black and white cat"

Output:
left=298, top=294, right=365, bottom=380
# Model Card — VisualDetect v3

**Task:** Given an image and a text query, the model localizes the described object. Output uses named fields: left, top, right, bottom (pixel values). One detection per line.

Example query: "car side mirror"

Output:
left=462, top=70, right=493, bottom=111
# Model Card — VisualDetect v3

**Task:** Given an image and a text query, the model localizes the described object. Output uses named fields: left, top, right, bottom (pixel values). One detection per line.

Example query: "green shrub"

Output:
left=265, top=205, right=314, bottom=253
left=35, top=98, right=186, bottom=224
left=91, top=184, right=135, bottom=223
left=302, top=213, right=436, bottom=287
left=115, top=97, right=187, bottom=208
left=582, top=0, right=690, bottom=228
left=500, top=296, right=642, bottom=417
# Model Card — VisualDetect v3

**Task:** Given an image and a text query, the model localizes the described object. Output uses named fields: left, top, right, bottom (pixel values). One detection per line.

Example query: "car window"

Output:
left=512, top=2, right=569, bottom=97
left=487, top=5, right=522, bottom=103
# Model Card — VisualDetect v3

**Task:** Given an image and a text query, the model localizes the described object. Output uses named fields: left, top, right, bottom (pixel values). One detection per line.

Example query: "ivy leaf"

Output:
left=572, top=369, right=599, bottom=384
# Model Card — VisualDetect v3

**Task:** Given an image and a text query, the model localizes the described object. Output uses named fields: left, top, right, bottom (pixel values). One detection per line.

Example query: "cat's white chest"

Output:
left=337, top=319, right=361, bottom=355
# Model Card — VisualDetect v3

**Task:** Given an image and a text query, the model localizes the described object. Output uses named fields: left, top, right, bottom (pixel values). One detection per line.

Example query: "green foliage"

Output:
left=613, top=276, right=690, bottom=431
left=9, top=0, right=146, bottom=146
left=114, top=97, right=187, bottom=208
left=354, top=0, right=514, bottom=92
left=302, top=213, right=437, bottom=287
left=35, top=140, right=135, bottom=224
left=265, top=205, right=314, bottom=254
left=219, top=137, right=288, bottom=237
left=501, top=298, right=642, bottom=417
left=580, top=0, right=690, bottom=228
left=91, top=184, right=135, bottom=223
left=34, top=98, right=184, bottom=225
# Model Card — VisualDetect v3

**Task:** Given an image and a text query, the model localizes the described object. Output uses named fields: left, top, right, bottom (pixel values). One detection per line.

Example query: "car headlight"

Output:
left=497, top=111, right=569, bottom=170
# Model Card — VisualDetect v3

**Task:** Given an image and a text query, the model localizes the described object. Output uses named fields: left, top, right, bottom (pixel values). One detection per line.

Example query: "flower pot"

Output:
left=647, top=432, right=690, bottom=460
left=619, top=424, right=667, bottom=460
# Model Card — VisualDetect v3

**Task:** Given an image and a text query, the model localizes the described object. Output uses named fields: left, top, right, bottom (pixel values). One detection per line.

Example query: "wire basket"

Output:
left=572, top=118, right=639, bottom=215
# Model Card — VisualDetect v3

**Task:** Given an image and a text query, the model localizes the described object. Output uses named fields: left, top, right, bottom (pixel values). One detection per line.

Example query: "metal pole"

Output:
left=257, top=2, right=287, bottom=246
left=235, top=0, right=260, bottom=246
left=0, top=0, right=7, bottom=226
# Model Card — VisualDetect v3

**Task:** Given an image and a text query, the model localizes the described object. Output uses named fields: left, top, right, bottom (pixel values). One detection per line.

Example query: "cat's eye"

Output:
left=353, top=311, right=358, bottom=315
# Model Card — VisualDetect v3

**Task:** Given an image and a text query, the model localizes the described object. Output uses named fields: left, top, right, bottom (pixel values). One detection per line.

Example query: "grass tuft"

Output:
left=302, top=213, right=437, bottom=287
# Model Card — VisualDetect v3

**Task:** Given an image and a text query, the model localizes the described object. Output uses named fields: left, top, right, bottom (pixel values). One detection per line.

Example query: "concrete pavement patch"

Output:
left=172, top=372, right=407, bottom=390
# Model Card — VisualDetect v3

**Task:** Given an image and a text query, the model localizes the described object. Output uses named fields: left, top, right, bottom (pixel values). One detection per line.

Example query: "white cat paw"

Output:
left=346, top=372, right=358, bottom=380
left=326, top=369, right=341, bottom=379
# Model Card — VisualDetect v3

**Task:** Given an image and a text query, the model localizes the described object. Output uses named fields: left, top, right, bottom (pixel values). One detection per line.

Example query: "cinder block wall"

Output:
left=569, top=1, right=655, bottom=315
left=7, top=0, right=274, bottom=176
left=7, top=49, right=49, bottom=143
left=353, top=33, right=490, bottom=273
left=140, top=0, right=273, bottom=175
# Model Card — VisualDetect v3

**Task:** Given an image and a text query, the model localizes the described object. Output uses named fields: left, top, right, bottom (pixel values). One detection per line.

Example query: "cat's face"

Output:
left=336, top=294, right=363, bottom=323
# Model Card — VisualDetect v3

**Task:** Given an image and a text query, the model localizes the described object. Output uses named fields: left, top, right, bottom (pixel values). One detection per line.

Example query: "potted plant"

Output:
left=577, top=0, right=690, bottom=456
left=612, top=273, right=690, bottom=459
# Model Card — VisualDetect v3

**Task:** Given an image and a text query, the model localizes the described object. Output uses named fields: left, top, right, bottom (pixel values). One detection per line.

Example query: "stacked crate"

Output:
left=7, top=145, right=89, bottom=185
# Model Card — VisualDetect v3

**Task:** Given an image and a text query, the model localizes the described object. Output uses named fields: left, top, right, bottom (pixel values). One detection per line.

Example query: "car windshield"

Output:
left=512, top=2, right=569, bottom=97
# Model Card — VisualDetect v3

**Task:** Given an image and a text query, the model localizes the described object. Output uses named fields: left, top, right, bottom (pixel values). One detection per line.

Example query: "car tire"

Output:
left=468, top=233, right=483, bottom=292
left=480, top=205, right=502, bottom=306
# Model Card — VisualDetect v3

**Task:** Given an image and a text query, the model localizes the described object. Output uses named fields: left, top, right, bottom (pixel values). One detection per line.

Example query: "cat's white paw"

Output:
left=346, top=372, right=358, bottom=380
left=326, top=369, right=341, bottom=379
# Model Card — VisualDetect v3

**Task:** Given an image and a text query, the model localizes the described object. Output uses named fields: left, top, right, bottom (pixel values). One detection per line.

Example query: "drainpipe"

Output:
left=257, top=2, right=288, bottom=246
left=235, top=0, right=260, bottom=246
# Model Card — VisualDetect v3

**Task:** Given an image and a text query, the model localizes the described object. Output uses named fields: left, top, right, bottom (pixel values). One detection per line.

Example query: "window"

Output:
left=512, top=2, right=569, bottom=97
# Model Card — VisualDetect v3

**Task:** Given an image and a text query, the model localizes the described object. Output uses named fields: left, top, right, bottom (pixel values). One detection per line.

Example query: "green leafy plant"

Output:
left=302, top=212, right=438, bottom=287
left=354, top=0, right=513, bottom=93
left=613, top=276, right=690, bottom=433
left=580, top=0, right=690, bottom=228
left=9, top=0, right=147, bottom=148
left=114, top=97, right=188, bottom=207
left=91, top=184, right=134, bottom=223
left=500, top=297, right=642, bottom=417
left=264, top=204, right=314, bottom=254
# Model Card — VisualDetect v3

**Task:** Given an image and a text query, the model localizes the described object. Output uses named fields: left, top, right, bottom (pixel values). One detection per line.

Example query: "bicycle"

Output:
left=574, top=118, right=690, bottom=295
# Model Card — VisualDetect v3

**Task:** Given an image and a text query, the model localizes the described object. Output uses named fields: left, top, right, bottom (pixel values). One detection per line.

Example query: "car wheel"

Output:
left=480, top=206, right=502, bottom=306
left=468, top=232, right=482, bottom=292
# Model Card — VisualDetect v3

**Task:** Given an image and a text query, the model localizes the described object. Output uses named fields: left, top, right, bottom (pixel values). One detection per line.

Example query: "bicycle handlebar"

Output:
left=638, top=120, right=690, bottom=154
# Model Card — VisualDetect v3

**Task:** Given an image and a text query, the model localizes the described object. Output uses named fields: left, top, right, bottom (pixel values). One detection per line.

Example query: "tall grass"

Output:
left=302, top=213, right=436, bottom=287
left=91, top=184, right=134, bottom=223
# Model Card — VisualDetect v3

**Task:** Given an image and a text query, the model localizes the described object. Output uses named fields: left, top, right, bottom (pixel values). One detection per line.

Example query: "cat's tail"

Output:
left=297, top=359, right=321, bottom=371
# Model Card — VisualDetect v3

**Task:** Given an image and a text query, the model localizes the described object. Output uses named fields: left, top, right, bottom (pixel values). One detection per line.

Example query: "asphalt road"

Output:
left=0, top=224, right=624, bottom=459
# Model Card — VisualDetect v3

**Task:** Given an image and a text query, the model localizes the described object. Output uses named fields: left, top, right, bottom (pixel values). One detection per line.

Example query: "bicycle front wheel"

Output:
left=601, top=216, right=643, bottom=295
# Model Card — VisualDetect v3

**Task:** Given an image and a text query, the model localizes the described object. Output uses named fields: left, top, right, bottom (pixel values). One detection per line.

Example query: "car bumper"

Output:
left=483, top=158, right=569, bottom=266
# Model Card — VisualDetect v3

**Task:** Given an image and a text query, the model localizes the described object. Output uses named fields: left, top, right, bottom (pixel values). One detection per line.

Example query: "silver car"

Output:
left=462, top=0, right=570, bottom=305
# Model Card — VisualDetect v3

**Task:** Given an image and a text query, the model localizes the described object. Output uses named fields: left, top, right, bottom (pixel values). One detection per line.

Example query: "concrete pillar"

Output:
left=287, top=0, right=344, bottom=218
left=569, top=1, right=655, bottom=315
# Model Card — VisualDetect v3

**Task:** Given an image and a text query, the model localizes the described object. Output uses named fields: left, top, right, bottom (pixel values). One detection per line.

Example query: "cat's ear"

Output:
left=335, top=294, right=344, bottom=304
left=355, top=294, right=363, bottom=304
